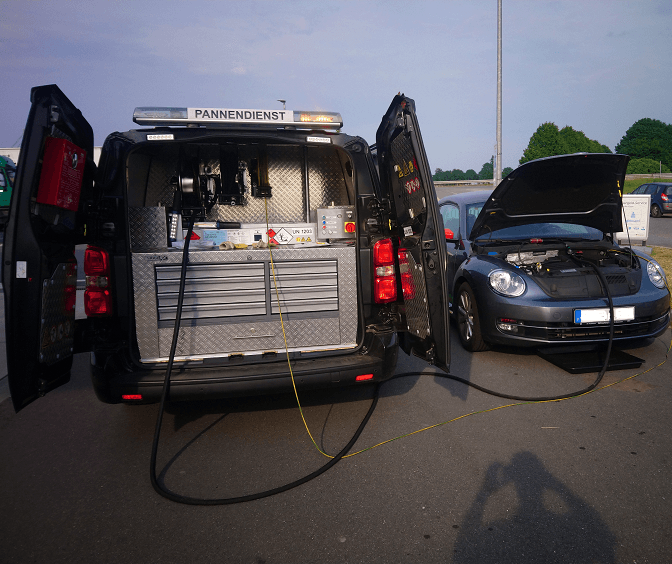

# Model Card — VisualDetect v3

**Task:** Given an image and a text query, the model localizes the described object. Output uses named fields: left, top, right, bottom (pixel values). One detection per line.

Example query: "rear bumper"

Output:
left=91, top=331, right=398, bottom=404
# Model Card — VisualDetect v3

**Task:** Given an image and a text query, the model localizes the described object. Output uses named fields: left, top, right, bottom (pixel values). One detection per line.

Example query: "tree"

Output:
left=616, top=118, right=672, bottom=170
left=520, top=122, right=611, bottom=164
left=478, top=157, right=494, bottom=180
left=626, top=158, right=671, bottom=175
left=465, top=169, right=478, bottom=180
left=502, top=166, right=513, bottom=178
left=559, top=126, right=612, bottom=154
left=519, top=123, right=566, bottom=164
left=432, top=168, right=448, bottom=181
left=450, top=169, right=466, bottom=181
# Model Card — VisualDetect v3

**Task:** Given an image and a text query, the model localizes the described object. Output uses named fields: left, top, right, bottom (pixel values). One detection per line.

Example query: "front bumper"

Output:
left=480, top=290, right=670, bottom=347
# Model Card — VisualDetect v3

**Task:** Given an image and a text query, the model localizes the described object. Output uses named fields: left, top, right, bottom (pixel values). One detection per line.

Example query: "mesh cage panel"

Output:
left=390, top=133, right=425, bottom=218
left=399, top=249, right=431, bottom=337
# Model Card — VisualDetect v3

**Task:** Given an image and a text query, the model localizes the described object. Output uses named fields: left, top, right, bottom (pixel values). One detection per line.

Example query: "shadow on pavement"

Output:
left=452, top=451, right=616, bottom=563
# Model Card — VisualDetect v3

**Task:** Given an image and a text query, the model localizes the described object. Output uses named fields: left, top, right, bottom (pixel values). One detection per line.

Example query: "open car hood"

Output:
left=469, top=153, right=629, bottom=241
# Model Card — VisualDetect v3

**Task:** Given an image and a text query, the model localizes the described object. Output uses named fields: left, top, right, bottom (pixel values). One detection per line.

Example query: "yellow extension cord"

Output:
left=265, top=196, right=671, bottom=460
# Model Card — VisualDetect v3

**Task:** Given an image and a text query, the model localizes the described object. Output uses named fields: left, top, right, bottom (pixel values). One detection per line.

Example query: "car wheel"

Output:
left=651, top=204, right=663, bottom=218
left=456, top=283, right=490, bottom=352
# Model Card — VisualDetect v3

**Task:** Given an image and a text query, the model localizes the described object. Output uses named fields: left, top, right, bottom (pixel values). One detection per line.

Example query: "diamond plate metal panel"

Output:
left=158, top=316, right=344, bottom=358
left=399, top=249, right=431, bottom=338
left=132, top=247, right=358, bottom=361
left=129, top=207, right=168, bottom=250
left=136, top=144, right=350, bottom=226
left=308, top=146, right=350, bottom=208
left=40, top=262, right=77, bottom=365
left=210, top=145, right=306, bottom=224
left=143, top=148, right=180, bottom=207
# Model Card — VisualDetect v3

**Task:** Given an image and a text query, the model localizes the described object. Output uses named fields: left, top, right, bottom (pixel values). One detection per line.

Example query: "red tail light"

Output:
left=398, top=248, right=416, bottom=300
left=84, top=246, right=113, bottom=316
left=356, top=373, right=374, bottom=381
left=661, top=193, right=668, bottom=201
left=373, top=238, right=397, bottom=303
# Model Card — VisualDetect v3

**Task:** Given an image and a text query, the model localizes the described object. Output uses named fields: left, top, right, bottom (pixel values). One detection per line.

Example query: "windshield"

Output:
left=466, top=202, right=487, bottom=235
left=474, top=222, right=603, bottom=242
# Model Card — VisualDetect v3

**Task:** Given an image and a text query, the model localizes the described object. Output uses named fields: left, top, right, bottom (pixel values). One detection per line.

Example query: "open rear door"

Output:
left=3, top=85, right=94, bottom=411
left=376, top=94, right=450, bottom=371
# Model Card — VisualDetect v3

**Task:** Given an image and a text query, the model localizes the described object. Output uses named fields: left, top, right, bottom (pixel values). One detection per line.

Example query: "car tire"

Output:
left=456, top=283, right=490, bottom=352
left=651, top=204, right=663, bottom=218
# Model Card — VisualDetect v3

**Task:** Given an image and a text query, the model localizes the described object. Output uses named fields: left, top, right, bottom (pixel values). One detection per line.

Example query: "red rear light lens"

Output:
left=661, top=193, right=668, bottom=201
left=85, top=288, right=112, bottom=316
left=375, top=277, right=397, bottom=302
left=373, top=239, right=395, bottom=266
left=84, top=246, right=109, bottom=276
left=122, top=394, right=143, bottom=400
left=398, top=248, right=415, bottom=300
left=84, top=245, right=112, bottom=316
left=374, top=238, right=397, bottom=303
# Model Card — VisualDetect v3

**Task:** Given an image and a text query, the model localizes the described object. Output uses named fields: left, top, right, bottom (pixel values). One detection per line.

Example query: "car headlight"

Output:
left=647, top=260, right=667, bottom=289
left=489, top=269, right=526, bottom=297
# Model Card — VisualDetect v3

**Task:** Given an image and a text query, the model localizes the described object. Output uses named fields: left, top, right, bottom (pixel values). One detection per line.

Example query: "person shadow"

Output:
left=453, top=451, right=616, bottom=563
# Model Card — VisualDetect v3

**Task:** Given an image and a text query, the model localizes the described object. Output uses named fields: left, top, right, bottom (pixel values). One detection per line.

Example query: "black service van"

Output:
left=4, top=85, right=449, bottom=412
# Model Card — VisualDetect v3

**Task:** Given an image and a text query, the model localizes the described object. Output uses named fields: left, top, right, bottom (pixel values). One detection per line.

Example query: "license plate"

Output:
left=574, top=306, right=635, bottom=324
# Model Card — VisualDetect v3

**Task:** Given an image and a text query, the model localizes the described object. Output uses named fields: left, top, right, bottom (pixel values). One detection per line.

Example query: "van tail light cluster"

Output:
left=373, top=238, right=397, bottom=303
left=398, top=248, right=416, bottom=300
left=661, top=193, right=668, bottom=202
left=84, top=245, right=113, bottom=316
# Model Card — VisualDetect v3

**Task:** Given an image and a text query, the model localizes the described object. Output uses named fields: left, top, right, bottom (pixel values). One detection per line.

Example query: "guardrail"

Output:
left=625, top=173, right=672, bottom=180
left=434, top=179, right=493, bottom=186
left=434, top=173, right=672, bottom=187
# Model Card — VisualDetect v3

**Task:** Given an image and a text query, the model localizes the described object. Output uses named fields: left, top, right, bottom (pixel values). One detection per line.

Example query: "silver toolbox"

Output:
left=131, top=246, right=358, bottom=362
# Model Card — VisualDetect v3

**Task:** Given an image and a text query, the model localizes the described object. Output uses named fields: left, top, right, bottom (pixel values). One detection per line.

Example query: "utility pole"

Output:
left=495, top=0, right=502, bottom=186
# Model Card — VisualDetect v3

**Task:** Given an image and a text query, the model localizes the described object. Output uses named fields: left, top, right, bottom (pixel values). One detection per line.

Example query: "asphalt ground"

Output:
left=1, top=303, right=671, bottom=562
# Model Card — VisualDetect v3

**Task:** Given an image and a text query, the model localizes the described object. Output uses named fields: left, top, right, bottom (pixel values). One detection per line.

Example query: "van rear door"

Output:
left=376, top=94, right=450, bottom=371
left=3, top=85, right=94, bottom=412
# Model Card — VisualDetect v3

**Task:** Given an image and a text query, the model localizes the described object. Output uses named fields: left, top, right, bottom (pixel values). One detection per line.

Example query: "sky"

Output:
left=1, top=0, right=671, bottom=173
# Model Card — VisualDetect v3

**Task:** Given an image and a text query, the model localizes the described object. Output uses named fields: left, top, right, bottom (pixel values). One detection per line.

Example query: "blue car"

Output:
left=439, top=154, right=670, bottom=352
left=631, top=182, right=672, bottom=217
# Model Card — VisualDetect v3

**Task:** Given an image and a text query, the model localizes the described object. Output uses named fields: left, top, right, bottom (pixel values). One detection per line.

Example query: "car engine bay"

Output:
left=482, top=243, right=642, bottom=298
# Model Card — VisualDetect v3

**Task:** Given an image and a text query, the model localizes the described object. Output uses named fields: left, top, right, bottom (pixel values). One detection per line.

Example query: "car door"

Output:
left=439, top=201, right=464, bottom=307
left=3, top=85, right=95, bottom=412
left=376, top=94, right=450, bottom=371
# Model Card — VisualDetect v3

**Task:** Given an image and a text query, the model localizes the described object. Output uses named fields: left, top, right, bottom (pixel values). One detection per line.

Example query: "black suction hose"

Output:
left=408, top=261, right=615, bottom=403
left=150, top=231, right=616, bottom=503
left=149, top=219, right=379, bottom=505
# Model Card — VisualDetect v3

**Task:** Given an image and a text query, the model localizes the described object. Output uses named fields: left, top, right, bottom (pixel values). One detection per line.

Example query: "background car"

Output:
left=438, top=189, right=492, bottom=309
left=442, top=154, right=670, bottom=352
left=632, top=182, right=672, bottom=217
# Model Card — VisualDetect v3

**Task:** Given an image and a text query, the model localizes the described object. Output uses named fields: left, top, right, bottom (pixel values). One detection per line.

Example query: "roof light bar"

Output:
left=133, top=107, right=343, bottom=129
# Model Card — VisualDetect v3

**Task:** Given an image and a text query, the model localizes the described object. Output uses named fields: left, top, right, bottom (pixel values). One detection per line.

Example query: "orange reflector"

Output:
left=356, top=373, right=374, bottom=381
left=122, top=394, right=143, bottom=400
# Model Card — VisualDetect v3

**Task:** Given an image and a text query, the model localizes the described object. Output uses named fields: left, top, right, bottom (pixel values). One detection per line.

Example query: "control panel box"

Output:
left=316, top=206, right=356, bottom=241
left=36, top=137, right=87, bottom=211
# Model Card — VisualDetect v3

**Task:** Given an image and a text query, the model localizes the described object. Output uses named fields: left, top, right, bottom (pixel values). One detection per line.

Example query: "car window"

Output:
left=477, top=222, right=603, bottom=241
left=633, top=185, right=646, bottom=194
left=645, top=185, right=657, bottom=194
left=440, top=203, right=459, bottom=239
left=0, top=171, right=6, bottom=191
left=666, top=187, right=672, bottom=196
left=466, top=201, right=487, bottom=235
